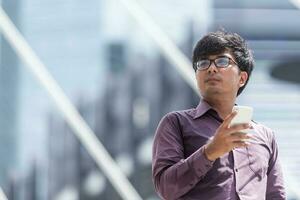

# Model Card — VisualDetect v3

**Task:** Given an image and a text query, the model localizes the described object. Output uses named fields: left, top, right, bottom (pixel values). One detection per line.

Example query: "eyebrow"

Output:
left=200, top=55, right=232, bottom=60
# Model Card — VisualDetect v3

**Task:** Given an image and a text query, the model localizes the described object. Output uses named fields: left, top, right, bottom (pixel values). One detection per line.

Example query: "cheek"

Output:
left=224, top=68, right=239, bottom=79
left=196, top=73, right=205, bottom=88
left=220, top=71, right=239, bottom=88
left=227, top=74, right=241, bottom=87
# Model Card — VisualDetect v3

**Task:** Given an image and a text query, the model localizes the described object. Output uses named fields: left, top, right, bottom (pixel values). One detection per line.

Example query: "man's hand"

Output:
left=204, top=111, right=252, bottom=161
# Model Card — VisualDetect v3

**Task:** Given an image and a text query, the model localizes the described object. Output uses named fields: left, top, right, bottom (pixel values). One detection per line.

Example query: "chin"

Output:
left=204, top=88, right=222, bottom=96
left=206, top=85, right=221, bottom=91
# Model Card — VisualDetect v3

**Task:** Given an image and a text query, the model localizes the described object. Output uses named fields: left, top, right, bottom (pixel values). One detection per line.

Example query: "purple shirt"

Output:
left=152, top=100, right=286, bottom=200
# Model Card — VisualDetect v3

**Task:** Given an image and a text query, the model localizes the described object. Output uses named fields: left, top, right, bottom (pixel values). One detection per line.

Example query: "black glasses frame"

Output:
left=195, top=56, right=238, bottom=71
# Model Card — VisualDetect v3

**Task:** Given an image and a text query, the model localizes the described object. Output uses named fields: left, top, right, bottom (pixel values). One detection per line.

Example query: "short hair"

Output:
left=192, top=30, right=254, bottom=96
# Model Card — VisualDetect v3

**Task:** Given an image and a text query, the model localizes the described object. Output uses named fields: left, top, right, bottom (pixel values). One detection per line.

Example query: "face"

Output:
left=195, top=51, right=248, bottom=99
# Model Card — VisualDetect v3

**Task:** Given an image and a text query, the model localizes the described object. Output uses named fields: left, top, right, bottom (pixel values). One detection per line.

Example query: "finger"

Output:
left=222, top=111, right=238, bottom=128
left=249, top=124, right=254, bottom=129
left=228, top=123, right=251, bottom=134
left=229, top=133, right=251, bottom=142
left=230, top=132, right=251, bottom=137
left=232, top=141, right=249, bottom=149
left=229, top=136, right=251, bottom=143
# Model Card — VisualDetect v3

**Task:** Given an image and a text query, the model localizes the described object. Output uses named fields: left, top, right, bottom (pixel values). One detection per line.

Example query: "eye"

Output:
left=197, top=60, right=210, bottom=69
left=215, top=57, right=230, bottom=67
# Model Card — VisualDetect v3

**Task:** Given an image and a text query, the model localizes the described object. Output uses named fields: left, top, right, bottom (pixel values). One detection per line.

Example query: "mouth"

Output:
left=205, top=78, right=221, bottom=83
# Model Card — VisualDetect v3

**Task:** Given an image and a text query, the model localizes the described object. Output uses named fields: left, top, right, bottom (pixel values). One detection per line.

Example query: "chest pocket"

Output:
left=246, top=144, right=270, bottom=180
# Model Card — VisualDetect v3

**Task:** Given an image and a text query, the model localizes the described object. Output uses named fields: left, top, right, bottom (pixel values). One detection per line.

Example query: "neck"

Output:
left=204, top=95, right=236, bottom=119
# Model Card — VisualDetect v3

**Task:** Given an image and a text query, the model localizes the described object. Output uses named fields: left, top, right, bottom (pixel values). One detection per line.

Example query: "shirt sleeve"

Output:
left=266, top=132, right=286, bottom=200
left=152, top=113, right=214, bottom=200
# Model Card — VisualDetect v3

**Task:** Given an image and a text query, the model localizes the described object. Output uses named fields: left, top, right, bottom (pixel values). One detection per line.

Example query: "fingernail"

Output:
left=244, top=142, right=250, bottom=146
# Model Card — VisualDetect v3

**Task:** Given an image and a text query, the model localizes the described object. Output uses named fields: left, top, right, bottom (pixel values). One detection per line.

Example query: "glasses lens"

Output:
left=215, top=57, right=230, bottom=68
left=197, top=60, right=210, bottom=70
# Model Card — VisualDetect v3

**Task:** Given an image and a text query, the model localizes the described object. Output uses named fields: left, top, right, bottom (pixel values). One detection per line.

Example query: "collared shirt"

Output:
left=152, top=100, right=286, bottom=200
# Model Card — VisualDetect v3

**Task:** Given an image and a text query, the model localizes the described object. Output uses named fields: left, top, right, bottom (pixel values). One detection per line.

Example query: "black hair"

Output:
left=192, top=30, right=254, bottom=96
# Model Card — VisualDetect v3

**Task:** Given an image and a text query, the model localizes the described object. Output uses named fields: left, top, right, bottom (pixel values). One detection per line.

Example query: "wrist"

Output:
left=204, top=144, right=217, bottom=161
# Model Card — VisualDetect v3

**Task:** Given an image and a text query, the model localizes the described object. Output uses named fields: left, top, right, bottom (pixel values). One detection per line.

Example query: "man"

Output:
left=152, top=30, right=286, bottom=200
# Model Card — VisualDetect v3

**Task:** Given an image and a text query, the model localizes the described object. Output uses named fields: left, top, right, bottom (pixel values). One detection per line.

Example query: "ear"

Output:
left=239, top=71, right=248, bottom=87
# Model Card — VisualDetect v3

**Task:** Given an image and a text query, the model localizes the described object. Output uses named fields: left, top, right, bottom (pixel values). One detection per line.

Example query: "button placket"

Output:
left=232, top=150, right=241, bottom=194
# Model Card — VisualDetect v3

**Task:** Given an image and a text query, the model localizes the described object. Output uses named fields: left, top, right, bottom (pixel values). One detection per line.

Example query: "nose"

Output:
left=207, top=61, right=218, bottom=74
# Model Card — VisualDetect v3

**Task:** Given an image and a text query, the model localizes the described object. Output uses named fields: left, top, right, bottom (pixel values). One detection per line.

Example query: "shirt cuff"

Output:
left=188, top=145, right=215, bottom=178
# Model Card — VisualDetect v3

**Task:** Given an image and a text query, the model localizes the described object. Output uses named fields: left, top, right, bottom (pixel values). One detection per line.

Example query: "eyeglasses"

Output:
left=195, top=56, right=238, bottom=71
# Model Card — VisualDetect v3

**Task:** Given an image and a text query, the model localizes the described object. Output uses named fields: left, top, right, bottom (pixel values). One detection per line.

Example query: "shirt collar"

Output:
left=193, top=99, right=213, bottom=119
left=193, top=100, right=239, bottom=120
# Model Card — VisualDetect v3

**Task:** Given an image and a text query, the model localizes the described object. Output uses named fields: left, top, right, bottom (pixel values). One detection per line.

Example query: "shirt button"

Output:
left=235, top=168, right=238, bottom=172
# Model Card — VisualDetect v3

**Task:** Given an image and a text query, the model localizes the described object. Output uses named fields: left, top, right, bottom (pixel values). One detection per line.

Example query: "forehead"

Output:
left=202, top=50, right=234, bottom=60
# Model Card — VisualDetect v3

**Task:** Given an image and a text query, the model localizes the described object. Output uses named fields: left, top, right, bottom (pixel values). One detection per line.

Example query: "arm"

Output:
left=152, top=114, right=214, bottom=200
left=266, top=134, right=286, bottom=200
left=152, top=112, right=251, bottom=199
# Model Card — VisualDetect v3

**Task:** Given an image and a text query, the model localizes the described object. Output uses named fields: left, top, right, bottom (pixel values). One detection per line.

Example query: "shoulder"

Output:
left=157, top=108, right=196, bottom=131
left=251, top=121, right=277, bottom=146
left=163, top=108, right=196, bottom=122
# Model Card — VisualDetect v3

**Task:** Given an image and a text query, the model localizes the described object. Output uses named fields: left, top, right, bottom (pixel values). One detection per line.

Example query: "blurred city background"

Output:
left=0, top=0, right=300, bottom=199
